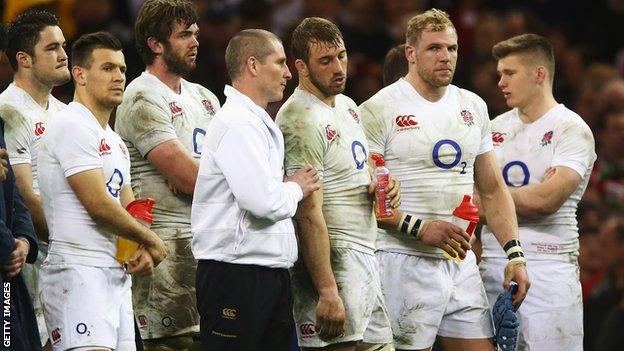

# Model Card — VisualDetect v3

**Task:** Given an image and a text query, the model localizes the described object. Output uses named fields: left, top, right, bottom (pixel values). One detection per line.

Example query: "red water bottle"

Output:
left=443, top=195, right=479, bottom=261
left=116, top=198, right=156, bottom=265
left=371, top=154, right=392, bottom=219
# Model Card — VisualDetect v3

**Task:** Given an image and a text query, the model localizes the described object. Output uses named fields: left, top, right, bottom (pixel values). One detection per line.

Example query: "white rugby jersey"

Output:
left=115, top=72, right=220, bottom=240
left=360, top=78, right=492, bottom=257
left=0, top=84, right=66, bottom=194
left=39, top=102, right=131, bottom=267
left=481, top=104, right=596, bottom=259
left=277, top=89, right=376, bottom=253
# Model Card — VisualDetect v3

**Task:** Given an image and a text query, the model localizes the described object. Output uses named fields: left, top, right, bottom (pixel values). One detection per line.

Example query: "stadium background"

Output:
left=1, top=0, right=623, bottom=350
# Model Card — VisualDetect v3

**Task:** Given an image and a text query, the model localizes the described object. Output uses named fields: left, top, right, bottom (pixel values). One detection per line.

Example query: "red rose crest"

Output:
left=540, top=130, right=553, bottom=146
left=348, top=108, right=360, bottom=123
left=461, top=109, right=474, bottom=126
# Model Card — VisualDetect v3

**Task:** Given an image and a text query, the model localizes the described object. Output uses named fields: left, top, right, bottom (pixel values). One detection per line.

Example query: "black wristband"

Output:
left=400, top=214, right=412, bottom=234
left=409, top=219, right=422, bottom=237
left=503, top=239, right=522, bottom=252
left=507, top=251, right=525, bottom=260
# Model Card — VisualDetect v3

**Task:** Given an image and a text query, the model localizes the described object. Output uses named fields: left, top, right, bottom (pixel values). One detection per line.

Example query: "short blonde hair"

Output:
left=406, top=8, right=455, bottom=46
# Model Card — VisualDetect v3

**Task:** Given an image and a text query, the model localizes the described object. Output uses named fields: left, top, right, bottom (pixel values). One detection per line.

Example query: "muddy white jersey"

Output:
left=481, top=104, right=596, bottom=258
left=277, top=89, right=376, bottom=253
left=360, top=79, right=492, bottom=257
left=115, top=71, right=219, bottom=240
left=39, top=102, right=131, bottom=267
left=0, top=84, right=66, bottom=194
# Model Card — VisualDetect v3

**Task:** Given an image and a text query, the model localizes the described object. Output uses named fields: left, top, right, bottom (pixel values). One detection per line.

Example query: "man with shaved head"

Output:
left=191, top=29, right=321, bottom=350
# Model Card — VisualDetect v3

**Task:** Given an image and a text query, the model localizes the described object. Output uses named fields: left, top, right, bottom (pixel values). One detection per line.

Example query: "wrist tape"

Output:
left=397, top=213, right=423, bottom=239
left=504, top=239, right=526, bottom=263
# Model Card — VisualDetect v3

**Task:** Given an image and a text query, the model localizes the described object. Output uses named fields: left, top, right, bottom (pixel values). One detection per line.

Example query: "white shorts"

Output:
left=377, top=250, right=493, bottom=349
left=22, top=242, right=49, bottom=345
left=291, top=247, right=393, bottom=348
left=38, top=263, right=136, bottom=350
left=480, top=256, right=583, bottom=351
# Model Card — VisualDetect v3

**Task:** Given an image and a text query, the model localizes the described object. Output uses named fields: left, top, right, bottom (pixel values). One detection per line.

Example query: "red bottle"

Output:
left=116, top=198, right=156, bottom=265
left=444, top=195, right=479, bottom=261
left=371, top=154, right=392, bottom=219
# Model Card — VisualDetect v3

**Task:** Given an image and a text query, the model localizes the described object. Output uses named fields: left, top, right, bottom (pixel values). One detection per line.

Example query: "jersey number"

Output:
left=502, top=161, right=530, bottom=187
left=106, top=169, right=124, bottom=198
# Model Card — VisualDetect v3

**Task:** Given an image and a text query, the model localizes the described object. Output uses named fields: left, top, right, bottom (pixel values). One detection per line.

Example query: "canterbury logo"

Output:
left=222, top=308, right=237, bottom=319
left=50, top=328, right=61, bottom=344
left=492, top=132, right=506, bottom=144
left=34, top=122, right=46, bottom=137
left=395, top=115, right=418, bottom=127
left=169, top=101, right=183, bottom=115
left=325, top=124, right=338, bottom=141
left=299, top=323, right=316, bottom=336
left=99, top=139, right=111, bottom=154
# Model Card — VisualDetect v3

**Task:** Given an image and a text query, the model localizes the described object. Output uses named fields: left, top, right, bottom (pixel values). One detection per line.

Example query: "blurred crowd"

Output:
left=2, top=0, right=624, bottom=350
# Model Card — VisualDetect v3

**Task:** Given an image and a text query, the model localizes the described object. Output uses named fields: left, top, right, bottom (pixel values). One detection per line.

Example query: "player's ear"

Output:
left=16, top=51, right=32, bottom=69
left=147, top=36, right=164, bottom=56
left=535, top=66, right=547, bottom=85
left=72, top=66, right=86, bottom=86
left=405, top=44, right=416, bottom=64
left=294, top=59, right=308, bottom=77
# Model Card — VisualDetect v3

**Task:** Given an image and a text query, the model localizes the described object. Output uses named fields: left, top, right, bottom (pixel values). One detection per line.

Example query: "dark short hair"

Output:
left=291, top=17, right=343, bottom=63
left=72, top=31, right=123, bottom=68
left=6, top=10, right=59, bottom=71
left=0, top=25, right=7, bottom=52
left=225, top=29, right=280, bottom=80
left=492, top=33, right=555, bottom=83
left=134, top=0, right=198, bottom=65
left=382, top=44, right=407, bottom=86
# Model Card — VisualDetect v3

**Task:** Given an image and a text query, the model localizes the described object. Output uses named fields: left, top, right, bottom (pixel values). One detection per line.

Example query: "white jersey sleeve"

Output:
left=115, top=91, right=177, bottom=157
left=0, top=104, right=32, bottom=165
left=360, top=97, right=392, bottom=156
left=54, top=119, right=102, bottom=177
left=551, top=121, right=595, bottom=177
left=278, top=100, right=328, bottom=176
left=458, top=88, right=493, bottom=155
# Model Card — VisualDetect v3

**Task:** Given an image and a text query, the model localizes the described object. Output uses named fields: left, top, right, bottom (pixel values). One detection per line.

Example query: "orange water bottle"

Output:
left=371, top=154, right=392, bottom=219
left=443, top=195, right=479, bottom=261
left=116, top=198, right=155, bottom=265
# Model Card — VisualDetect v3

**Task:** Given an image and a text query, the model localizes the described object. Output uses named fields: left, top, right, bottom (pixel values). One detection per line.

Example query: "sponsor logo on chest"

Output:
left=299, top=323, right=316, bottom=338
left=34, top=121, right=46, bottom=139
left=492, top=132, right=506, bottom=145
left=99, top=138, right=112, bottom=155
left=168, top=101, right=183, bottom=118
left=50, top=327, right=61, bottom=344
left=325, top=124, right=339, bottom=141
left=395, top=114, right=419, bottom=131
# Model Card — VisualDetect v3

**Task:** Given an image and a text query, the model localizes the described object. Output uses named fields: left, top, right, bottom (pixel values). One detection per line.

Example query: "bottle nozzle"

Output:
left=371, top=153, right=385, bottom=167
left=125, top=198, right=156, bottom=225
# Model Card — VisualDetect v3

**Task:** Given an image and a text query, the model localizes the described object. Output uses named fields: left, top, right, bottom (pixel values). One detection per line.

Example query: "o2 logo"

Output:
left=193, top=128, right=206, bottom=155
left=432, top=139, right=467, bottom=174
left=351, top=141, right=367, bottom=170
left=106, top=168, right=123, bottom=198
left=502, top=161, right=530, bottom=187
